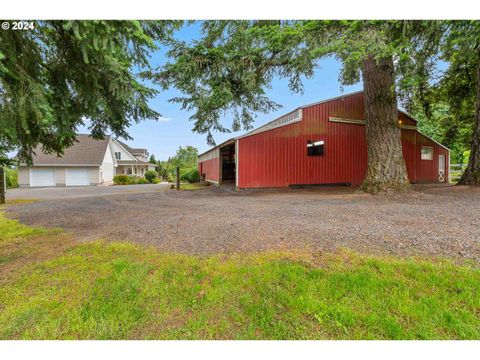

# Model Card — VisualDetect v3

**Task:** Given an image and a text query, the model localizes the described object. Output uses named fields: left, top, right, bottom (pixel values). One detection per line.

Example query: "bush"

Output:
left=167, top=173, right=174, bottom=183
left=113, top=175, right=147, bottom=185
left=144, top=170, right=157, bottom=183
left=113, top=175, right=131, bottom=185
left=181, top=168, right=200, bottom=183
left=152, top=177, right=160, bottom=184
left=5, top=168, right=18, bottom=188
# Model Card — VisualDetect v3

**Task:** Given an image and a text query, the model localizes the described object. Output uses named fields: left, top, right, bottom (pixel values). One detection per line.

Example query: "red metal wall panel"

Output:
left=416, top=133, right=449, bottom=183
left=401, top=129, right=418, bottom=183
left=198, top=157, right=219, bottom=183
left=237, top=92, right=449, bottom=189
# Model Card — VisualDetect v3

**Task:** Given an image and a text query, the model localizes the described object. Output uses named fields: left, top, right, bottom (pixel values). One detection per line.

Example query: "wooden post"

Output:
left=0, top=167, right=5, bottom=205
left=176, top=166, right=180, bottom=190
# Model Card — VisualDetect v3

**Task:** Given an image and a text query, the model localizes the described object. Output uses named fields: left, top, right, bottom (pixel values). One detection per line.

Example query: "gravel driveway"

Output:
left=6, top=183, right=170, bottom=200
left=5, top=185, right=480, bottom=262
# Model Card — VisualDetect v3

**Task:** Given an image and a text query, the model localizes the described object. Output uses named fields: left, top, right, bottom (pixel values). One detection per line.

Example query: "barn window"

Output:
left=421, top=146, right=433, bottom=160
left=307, top=140, right=324, bottom=156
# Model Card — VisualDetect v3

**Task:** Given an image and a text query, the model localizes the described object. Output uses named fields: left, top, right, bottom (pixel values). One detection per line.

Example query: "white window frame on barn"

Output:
left=421, top=146, right=433, bottom=160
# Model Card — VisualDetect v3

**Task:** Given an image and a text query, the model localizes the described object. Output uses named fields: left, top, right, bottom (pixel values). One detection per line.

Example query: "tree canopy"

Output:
left=149, top=154, right=157, bottom=164
left=168, top=145, right=198, bottom=169
left=155, top=20, right=446, bottom=192
left=401, top=20, right=480, bottom=184
left=0, top=20, right=177, bottom=165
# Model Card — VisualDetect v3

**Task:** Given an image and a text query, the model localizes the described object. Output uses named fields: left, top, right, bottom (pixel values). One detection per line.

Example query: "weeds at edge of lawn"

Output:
left=0, top=199, right=39, bottom=211
left=0, top=211, right=51, bottom=243
left=0, top=212, right=479, bottom=340
left=5, top=199, right=39, bottom=205
left=178, top=183, right=209, bottom=191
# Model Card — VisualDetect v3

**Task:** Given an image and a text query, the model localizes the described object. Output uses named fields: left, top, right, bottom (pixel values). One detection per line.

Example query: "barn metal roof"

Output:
left=197, top=91, right=446, bottom=158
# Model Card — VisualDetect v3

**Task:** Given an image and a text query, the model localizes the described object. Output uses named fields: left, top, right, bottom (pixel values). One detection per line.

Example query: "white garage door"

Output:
left=66, top=168, right=90, bottom=186
left=30, top=168, right=56, bottom=187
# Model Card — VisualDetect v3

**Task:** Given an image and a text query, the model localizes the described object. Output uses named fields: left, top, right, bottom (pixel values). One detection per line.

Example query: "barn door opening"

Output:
left=438, top=154, right=446, bottom=182
left=220, top=143, right=236, bottom=183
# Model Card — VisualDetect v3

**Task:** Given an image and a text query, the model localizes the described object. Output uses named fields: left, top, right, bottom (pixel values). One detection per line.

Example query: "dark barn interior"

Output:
left=220, top=143, right=235, bottom=182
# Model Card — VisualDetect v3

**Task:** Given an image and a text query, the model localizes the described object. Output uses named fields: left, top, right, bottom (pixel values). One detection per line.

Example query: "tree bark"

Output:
left=458, top=50, right=480, bottom=186
left=0, top=167, right=5, bottom=204
left=361, top=55, right=411, bottom=194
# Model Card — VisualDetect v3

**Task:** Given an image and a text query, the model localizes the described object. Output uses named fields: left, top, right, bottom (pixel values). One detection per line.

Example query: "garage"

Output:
left=30, top=168, right=56, bottom=187
left=66, top=168, right=91, bottom=186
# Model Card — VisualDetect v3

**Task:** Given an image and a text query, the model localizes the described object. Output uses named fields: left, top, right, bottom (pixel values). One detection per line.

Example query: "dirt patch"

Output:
left=5, top=185, right=480, bottom=262
left=0, top=232, right=74, bottom=281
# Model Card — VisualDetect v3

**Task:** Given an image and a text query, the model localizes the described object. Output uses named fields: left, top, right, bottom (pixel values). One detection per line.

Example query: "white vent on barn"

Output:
left=243, top=109, right=303, bottom=137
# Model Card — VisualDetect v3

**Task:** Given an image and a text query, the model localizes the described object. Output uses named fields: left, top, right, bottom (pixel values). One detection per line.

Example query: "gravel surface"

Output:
left=5, top=185, right=480, bottom=262
left=6, top=183, right=170, bottom=200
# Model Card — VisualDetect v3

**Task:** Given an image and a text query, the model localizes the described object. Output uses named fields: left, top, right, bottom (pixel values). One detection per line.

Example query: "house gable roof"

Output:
left=25, top=134, right=153, bottom=166
left=115, top=139, right=147, bottom=156
left=28, top=134, right=111, bottom=166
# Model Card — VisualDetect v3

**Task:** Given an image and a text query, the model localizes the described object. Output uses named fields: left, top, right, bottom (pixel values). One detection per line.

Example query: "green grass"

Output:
left=0, top=198, right=38, bottom=207
left=0, top=211, right=48, bottom=243
left=0, top=212, right=479, bottom=339
left=179, top=182, right=209, bottom=191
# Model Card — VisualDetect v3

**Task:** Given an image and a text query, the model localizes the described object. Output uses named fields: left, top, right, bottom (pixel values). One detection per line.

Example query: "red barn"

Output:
left=198, top=92, right=450, bottom=189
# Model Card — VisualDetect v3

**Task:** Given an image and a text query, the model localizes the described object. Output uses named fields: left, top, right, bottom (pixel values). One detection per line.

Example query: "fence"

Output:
left=449, top=164, right=468, bottom=183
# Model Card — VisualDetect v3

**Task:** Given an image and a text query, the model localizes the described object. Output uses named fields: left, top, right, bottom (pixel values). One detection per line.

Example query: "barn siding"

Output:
left=416, top=133, right=449, bottom=183
left=237, top=92, right=449, bottom=189
left=238, top=93, right=369, bottom=188
left=199, top=92, right=449, bottom=189
left=198, top=157, right=220, bottom=183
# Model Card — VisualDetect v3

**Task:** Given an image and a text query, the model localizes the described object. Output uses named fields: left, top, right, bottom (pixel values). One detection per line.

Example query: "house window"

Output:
left=421, top=146, right=433, bottom=160
left=115, top=152, right=121, bottom=160
left=134, top=168, right=137, bottom=175
left=141, top=168, right=144, bottom=175
left=307, top=140, right=324, bottom=156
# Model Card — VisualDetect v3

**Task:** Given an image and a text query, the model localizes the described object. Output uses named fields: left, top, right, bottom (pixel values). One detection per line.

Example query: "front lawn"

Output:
left=0, top=212, right=479, bottom=339
left=179, top=182, right=209, bottom=190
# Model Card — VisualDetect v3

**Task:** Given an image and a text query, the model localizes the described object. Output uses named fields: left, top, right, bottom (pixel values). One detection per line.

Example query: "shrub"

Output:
left=113, top=175, right=131, bottom=185
left=129, top=176, right=144, bottom=184
left=181, top=168, right=200, bottom=183
left=113, top=175, right=146, bottom=185
left=5, top=168, right=18, bottom=188
left=167, top=173, right=174, bottom=183
left=144, top=170, right=157, bottom=183
left=152, top=177, right=160, bottom=184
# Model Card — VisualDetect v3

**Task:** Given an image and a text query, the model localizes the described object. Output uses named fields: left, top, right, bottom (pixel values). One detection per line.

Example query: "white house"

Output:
left=18, top=134, right=156, bottom=187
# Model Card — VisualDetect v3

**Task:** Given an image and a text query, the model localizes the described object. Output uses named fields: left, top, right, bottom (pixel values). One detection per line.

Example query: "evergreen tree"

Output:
left=149, top=154, right=157, bottom=164
left=0, top=20, right=177, bottom=202
left=442, top=21, right=480, bottom=185
left=155, top=20, right=443, bottom=193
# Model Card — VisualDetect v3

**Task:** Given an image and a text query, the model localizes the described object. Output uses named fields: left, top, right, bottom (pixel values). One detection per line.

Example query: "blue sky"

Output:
left=78, top=23, right=362, bottom=161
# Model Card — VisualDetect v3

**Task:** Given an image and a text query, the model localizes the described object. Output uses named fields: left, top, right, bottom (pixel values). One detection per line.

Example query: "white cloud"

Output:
left=158, top=116, right=172, bottom=122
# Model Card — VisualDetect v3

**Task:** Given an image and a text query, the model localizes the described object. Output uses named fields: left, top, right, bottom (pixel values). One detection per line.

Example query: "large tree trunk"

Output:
left=458, top=51, right=480, bottom=186
left=0, top=167, right=5, bottom=204
left=361, top=55, right=411, bottom=194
